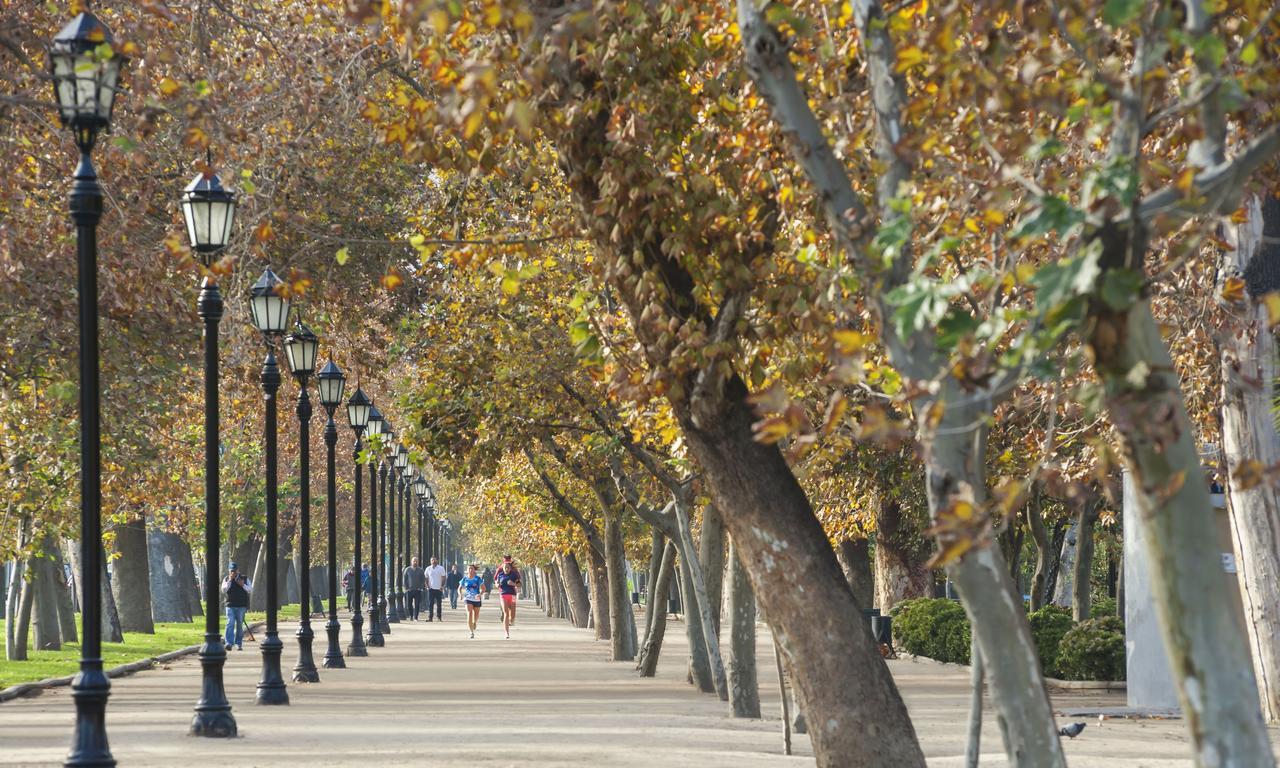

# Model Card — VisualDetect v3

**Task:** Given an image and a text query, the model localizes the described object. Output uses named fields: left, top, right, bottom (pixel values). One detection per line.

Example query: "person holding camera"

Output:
left=221, top=562, right=252, bottom=651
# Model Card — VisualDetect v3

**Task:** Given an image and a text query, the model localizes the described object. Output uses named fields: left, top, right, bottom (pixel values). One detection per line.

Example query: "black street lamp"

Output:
left=51, top=11, right=125, bottom=765
left=248, top=268, right=291, bottom=706
left=345, top=387, right=371, bottom=657
left=363, top=406, right=385, bottom=647
left=315, top=360, right=346, bottom=669
left=380, top=424, right=399, bottom=626
left=283, top=321, right=319, bottom=683
left=180, top=165, right=238, bottom=738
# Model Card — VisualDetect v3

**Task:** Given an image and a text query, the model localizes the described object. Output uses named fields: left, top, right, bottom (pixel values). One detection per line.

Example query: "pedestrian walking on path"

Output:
left=425, top=556, right=447, bottom=621
left=460, top=565, right=484, bottom=638
left=481, top=566, right=494, bottom=600
left=221, top=562, right=251, bottom=651
left=402, top=556, right=426, bottom=620
left=446, top=564, right=462, bottom=609
left=496, top=556, right=521, bottom=639
left=342, top=566, right=355, bottom=610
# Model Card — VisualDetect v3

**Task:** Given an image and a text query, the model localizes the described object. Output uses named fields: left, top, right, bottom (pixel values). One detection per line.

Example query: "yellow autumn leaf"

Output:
left=463, top=110, right=485, bottom=140
left=158, top=77, right=180, bottom=96
left=963, top=217, right=980, bottom=234
left=1221, top=276, right=1247, bottom=303
left=895, top=46, right=925, bottom=72
left=833, top=329, right=868, bottom=354
left=1262, top=292, right=1280, bottom=327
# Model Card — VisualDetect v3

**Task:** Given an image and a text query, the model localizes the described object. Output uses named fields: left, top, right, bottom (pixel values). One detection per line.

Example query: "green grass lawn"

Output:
left=0, top=603, right=303, bottom=689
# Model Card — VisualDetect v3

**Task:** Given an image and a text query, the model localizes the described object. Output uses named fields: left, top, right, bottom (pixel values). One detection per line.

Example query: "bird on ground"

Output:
left=1058, top=722, right=1087, bottom=739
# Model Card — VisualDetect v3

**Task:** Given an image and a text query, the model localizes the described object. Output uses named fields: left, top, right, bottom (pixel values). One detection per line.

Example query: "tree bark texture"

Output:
left=874, top=498, right=932, bottom=612
left=1051, top=518, right=1079, bottom=608
left=50, top=537, right=77, bottom=644
left=1093, top=292, right=1273, bottom=764
left=674, top=501, right=727, bottom=700
left=12, top=562, right=34, bottom=660
left=249, top=538, right=269, bottom=611
left=31, top=538, right=62, bottom=650
left=182, top=540, right=203, bottom=617
left=678, top=550, right=716, bottom=693
left=638, top=539, right=677, bottom=677
left=559, top=551, right=591, bottom=629
left=1072, top=501, right=1101, bottom=623
left=699, top=504, right=725, bottom=638
left=147, top=528, right=193, bottom=623
left=605, top=512, right=633, bottom=660
left=110, top=516, right=154, bottom=634
left=966, top=632, right=984, bottom=768
left=1026, top=485, right=1051, bottom=611
left=1222, top=193, right=1280, bottom=723
left=727, top=539, right=761, bottom=718
left=586, top=549, right=610, bottom=640
left=835, top=538, right=874, bottom=610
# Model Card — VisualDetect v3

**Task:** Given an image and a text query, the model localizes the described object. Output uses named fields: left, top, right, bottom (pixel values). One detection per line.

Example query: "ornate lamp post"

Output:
left=180, top=164, right=238, bottom=737
left=381, top=425, right=399, bottom=626
left=315, top=360, right=346, bottom=669
left=50, top=12, right=126, bottom=764
left=283, top=321, right=319, bottom=682
left=248, top=269, right=291, bottom=706
left=345, top=387, right=371, bottom=657
left=363, top=406, right=385, bottom=647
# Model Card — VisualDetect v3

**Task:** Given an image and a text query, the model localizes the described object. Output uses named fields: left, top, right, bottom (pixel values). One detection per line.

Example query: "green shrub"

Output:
left=1091, top=597, right=1119, bottom=621
left=1056, top=617, right=1126, bottom=681
left=890, top=598, right=970, bottom=664
left=1028, top=605, right=1074, bottom=677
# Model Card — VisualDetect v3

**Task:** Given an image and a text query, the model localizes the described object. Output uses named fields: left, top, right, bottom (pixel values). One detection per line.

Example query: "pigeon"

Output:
left=1058, top=722, right=1087, bottom=739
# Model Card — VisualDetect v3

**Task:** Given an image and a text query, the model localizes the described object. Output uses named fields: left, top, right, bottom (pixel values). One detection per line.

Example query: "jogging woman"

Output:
left=495, top=556, right=521, bottom=639
left=461, top=565, right=484, bottom=639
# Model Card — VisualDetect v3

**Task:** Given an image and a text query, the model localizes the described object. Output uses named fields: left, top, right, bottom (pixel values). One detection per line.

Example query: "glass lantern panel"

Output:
left=96, top=58, right=120, bottom=120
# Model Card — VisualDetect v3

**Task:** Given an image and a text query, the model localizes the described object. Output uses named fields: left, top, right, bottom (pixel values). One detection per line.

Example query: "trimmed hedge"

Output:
left=1056, top=616, right=1126, bottom=681
left=890, top=598, right=971, bottom=664
left=1092, top=597, right=1120, bottom=621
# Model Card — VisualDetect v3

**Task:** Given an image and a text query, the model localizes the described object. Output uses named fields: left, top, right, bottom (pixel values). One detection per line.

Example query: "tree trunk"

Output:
left=68, top=541, right=123, bottom=643
left=1051, top=518, right=1079, bottom=608
left=641, top=530, right=664, bottom=648
left=1092, top=291, right=1273, bottom=763
left=678, top=549, right=715, bottom=692
left=674, top=502, right=727, bottom=699
left=31, top=538, right=62, bottom=650
left=874, top=498, right=931, bottom=612
left=51, top=539, right=77, bottom=644
left=638, top=540, right=677, bottom=677
left=727, top=539, right=760, bottom=718
left=110, top=516, right=154, bottom=634
left=605, top=512, right=632, bottom=660
left=182, top=540, right=204, bottom=617
left=1222, top=192, right=1280, bottom=723
left=966, top=632, right=984, bottom=768
left=12, top=562, right=34, bottom=660
left=585, top=548, right=610, bottom=639
left=249, top=538, right=269, bottom=611
left=6, top=515, right=31, bottom=661
left=147, top=528, right=193, bottom=623
left=559, top=551, right=591, bottom=629
left=835, top=538, right=874, bottom=609
left=1041, top=520, right=1068, bottom=604
left=699, top=504, right=725, bottom=637
left=1026, top=484, right=1051, bottom=611
left=1072, top=501, right=1101, bottom=622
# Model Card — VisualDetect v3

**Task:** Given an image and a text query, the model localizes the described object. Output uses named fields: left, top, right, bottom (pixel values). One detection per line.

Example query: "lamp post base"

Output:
left=380, top=597, right=393, bottom=632
left=291, top=623, right=320, bottom=683
left=66, top=660, right=113, bottom=767
left=322, top=617, right=346, bottom=668
left=190, top=637, right=237, bottom=737
left=365, top=605, right=385, bottom=647
left=255, top=633, right=290, bottom=705
left=347, top=611, right=368, bottom=657
left=386, top=593, right=400, bottom=624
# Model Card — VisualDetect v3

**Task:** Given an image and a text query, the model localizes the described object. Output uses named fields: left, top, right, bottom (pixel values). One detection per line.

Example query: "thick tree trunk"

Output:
left=68, top=541, right=123, bottom=642
left=727, top=539, right=760, bottom=718
left=1072, top=501, right=1101, bottom=622
left=182, top=540, right=204, bottom=617
left=110, top=516, right=154, bottom=634
left=1092, top=293, right=1273, bottom=764
left=605, top=512, right=632, bottom=660
left=835, top=538, right=874, bottom=609
left=586, top=548, right=610, bottom=640
left=147, top=528, right=193, bottom=623
left=674, top=502, right=727, bottom=699
left=1026, top=485, right=1051, bottom=611
left=638, top=540, right=677, bottom=677
left=1041, top=521, right=1068, bottom=604
left=559, top=551, right=591, bottom=629
left=699, top=505, right=725, bottom=637
left=12, top=564, right=34, bottom=660
left=874, top=498, right=931, bottom=612
left=1222, top=192, right=1280, bottom=723
left=249, top=538, right=269, bottom=611
left=5, top=552, right=25, bottom=660
left=31, top=539, right=62, bottom=650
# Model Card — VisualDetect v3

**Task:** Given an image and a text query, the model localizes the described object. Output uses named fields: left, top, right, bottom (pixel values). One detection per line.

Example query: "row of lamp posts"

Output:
left=48, top=11, right=456, bottom=766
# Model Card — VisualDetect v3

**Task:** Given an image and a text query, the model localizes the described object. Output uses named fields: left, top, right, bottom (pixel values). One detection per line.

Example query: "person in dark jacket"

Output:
left=446, top=564, right=462, bottom=609
left=402, top=557, right=426, bottom=620
left=481, top=566, right=494, bottom=600
left=221, top=562, right=252, bottom=651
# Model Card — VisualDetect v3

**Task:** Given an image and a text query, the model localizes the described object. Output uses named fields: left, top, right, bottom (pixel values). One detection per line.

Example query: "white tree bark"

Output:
left=1221, top=193, right=1280, bottom=723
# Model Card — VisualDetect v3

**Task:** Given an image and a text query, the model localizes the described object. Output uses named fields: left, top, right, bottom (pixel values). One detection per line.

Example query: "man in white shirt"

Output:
left=424, top=557, right=447, bottom=621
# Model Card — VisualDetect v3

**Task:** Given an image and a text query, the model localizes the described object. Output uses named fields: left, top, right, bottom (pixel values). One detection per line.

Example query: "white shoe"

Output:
left=470, top=632, right=475, bottom=638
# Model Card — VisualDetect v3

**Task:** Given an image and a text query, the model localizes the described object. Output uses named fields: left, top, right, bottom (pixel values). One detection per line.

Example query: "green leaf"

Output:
left=1012, top=195, right=1086, bottom=240
left=1241, top=42, right=1259, bottom=65
left=1193, top=35, right=1228, bottom=69
left=1030, top=248, right=1101, bottom=314
left=110, top=136, right=137, bottom=152
left=936, top=310, right=980, bottom=349
left=1102, top=0, right=1142, bottom=26
left=335, top=246, right=350, bottom=266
